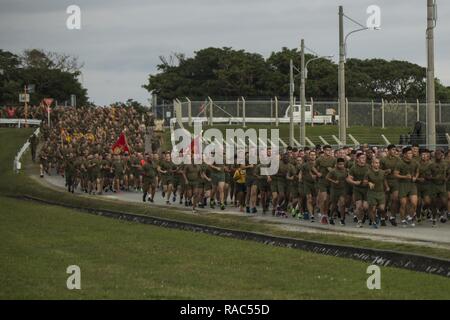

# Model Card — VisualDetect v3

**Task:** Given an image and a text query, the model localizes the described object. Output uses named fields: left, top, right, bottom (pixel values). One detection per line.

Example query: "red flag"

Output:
left=185, top=134, right=201, bottom=155
left=112, top=132, right=130, bottom=154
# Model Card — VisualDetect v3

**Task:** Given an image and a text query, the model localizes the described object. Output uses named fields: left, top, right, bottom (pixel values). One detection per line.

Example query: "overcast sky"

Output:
left=0, top=0, right=449, bottom=105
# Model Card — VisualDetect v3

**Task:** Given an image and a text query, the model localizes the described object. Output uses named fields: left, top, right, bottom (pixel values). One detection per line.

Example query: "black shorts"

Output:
left=236, top=183, right=247, bottom=193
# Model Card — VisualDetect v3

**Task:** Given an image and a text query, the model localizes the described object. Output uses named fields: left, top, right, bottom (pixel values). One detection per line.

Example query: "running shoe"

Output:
left=407, top=215, right=415, bottom=227
left=389, top=217, right=397, bottom=227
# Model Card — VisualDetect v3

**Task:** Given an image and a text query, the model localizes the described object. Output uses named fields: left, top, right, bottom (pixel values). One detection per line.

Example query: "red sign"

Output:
left=43, top=98, right=54, bottom=108
left=6, top=107, right=16, bottom=118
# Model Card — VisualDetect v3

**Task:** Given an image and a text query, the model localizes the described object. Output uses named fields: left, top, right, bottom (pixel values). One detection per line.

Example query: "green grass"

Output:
left=1, top=127, right=450, bottom=299
left=1, top=196, right=449, bottom=299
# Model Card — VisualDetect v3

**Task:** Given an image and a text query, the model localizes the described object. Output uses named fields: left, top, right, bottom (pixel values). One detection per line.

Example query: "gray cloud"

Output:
left=0, top=0, right=448, bottom=105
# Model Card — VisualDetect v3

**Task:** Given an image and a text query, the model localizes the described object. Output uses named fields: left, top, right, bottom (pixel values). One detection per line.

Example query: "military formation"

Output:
left=36, top=106, right=450, bottom=229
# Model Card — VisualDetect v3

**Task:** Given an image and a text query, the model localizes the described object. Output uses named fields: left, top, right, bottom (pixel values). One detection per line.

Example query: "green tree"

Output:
left=0, top=49, right=88, bottom=106
left=143, top=47, right=450, bottom=103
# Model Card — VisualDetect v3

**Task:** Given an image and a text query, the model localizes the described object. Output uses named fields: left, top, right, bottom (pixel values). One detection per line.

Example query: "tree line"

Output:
left=0, top=49, right=88, bottom=106
left=143, top=47, right=450, bottom=102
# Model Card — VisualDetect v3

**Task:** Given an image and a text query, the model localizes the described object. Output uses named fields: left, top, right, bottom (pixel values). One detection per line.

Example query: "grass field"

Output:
left=1, top=127, right=450, bottom=299
left=2, top=196, right=450, bottom=299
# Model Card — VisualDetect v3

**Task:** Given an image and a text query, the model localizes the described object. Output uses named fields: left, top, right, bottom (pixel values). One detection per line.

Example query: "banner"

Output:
left=112, top=132, right=130, bottom=154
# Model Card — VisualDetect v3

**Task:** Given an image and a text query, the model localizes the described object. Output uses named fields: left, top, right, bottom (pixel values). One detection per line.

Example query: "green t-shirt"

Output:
left=113, top=160, right=124, bottom=173
left=301, top=161, right=316, bottom=184
left=160, top=160, right=173, bottom=176
left=394, top=159, right=418, bottom=183
left=429, top=160, right=446, bottom=185
left=380, top=155, right=399, bottom=180
left=418, top=161, right=431, bottom=183
left=142, top=162, right=157, bottom=179
left=276, top=161, right=291, bottom=178
left=184, top=164, right=202, bottom=181
left=316, top=156, right=336, bottom=177
left=327, top=168, right=347, bottom=190
left=349, top=164, right=369, bottom=190
left=364, top=168, right=386, bottom=192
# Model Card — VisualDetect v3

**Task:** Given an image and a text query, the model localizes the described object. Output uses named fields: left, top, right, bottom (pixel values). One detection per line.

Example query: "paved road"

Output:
left=39, top=174, right=450, bottom=248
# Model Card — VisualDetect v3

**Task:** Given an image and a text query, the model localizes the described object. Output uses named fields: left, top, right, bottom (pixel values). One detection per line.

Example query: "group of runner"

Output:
left=35, top=106, right=450, bottom=229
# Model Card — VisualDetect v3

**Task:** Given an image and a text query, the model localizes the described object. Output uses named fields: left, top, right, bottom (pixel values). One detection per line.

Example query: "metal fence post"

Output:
left=242, top=96, right=246, bottom=128
left=270, top=98, right=273, bottom=125
left=416, top=99, right=420, bottom=122
left=371, top=100, right=374, bottom=127
left=186, top=97, right=192, bottom=127
left=381, top=98, right=385, bottom=129
left=345, top=98, right=349, bottom=128
left=310, top=97, right=314, bottom=127
left=439, top=100, right=442, bottom=124
left=237, top=98, right=240, bottom=118
left=174, top=99, right=182, bottom=128
left=404, top=100, right=408, bottom=127
left=208, top=96, right=213, bottom=126
left=275, top=96, right=279, bottom=127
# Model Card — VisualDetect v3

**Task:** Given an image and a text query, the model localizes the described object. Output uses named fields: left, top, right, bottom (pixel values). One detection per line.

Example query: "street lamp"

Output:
left=338, top=5, right=378, bottom=145
left=305, top=55, right=334, bottom=79
left=300, top=50, right=333, bottom=147
left=291, top=40, right=333, bottom=147
left=426, top=0, right=437, bottom=149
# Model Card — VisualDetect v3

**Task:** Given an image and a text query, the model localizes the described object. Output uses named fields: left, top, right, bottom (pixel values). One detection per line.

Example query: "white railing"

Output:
left=0, top=118, right=42, bottom=127
left=10, top=120, right=42, bottom=173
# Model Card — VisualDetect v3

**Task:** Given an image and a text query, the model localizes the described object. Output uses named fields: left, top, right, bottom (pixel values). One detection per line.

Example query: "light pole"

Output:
left=338, top=6, right=345, bottom=144
left=289, top=59, right=294, bottom=147
left=426, top=0, right=437, bottom=149
left=299, top=39, right=333, bottom=147
left=300, top=40, right=306, bottom=147
left=338, top=5, right=378, bottom=145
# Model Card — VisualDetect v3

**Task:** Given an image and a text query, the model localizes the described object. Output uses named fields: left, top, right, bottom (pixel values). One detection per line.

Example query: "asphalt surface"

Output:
left=40, top=173, right=450, bottom=248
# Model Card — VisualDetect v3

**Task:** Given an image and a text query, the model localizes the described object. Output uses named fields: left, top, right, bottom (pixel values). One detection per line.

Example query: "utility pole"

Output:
left=300, top=39, right=306, bottom=147
left=426, top=0, right=436, bottom=149
left=338, top=5, right=346, bottom=145
left=289, top=59, right=294, bottom=147
left=24, top=85, right=28, bottom=128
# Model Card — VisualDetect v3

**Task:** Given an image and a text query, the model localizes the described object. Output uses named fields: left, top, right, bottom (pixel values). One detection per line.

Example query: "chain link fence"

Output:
left=172, top=98, right=450, bottom=128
